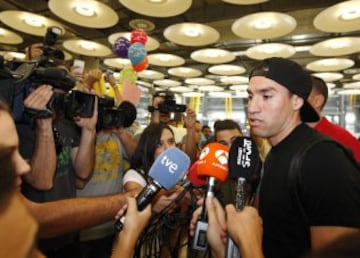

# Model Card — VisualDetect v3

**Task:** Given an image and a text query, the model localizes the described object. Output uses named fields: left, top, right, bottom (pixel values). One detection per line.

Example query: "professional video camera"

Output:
left=148, top=90, right=186, bottom=113
left=12, top=26, right=75, bottom=93
left=51, top=90, right=137, bottom=130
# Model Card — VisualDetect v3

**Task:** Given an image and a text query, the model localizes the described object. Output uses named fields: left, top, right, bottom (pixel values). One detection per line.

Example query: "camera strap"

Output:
left=24, top=107, right=53, bottom=126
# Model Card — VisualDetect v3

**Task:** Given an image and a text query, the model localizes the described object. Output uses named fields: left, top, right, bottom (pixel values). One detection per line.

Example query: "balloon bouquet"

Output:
left=112, top=28, right=149, bottom=72
left=111, top=29, right=149, bottom=106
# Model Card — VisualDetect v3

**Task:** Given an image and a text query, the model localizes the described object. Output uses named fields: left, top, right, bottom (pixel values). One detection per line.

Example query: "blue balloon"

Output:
left=113, top=37, right=130, bottom=58
left=128, top=42, right=147, bottom=66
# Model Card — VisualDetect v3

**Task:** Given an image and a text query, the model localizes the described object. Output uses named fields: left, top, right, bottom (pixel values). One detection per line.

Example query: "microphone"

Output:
left=187, top=160, right=207, bottom=187
left=114, top=147, right=190, bottom=232
left=225, top=136, right=262, bottom=258
left=192, top=142, right=229, bottom=251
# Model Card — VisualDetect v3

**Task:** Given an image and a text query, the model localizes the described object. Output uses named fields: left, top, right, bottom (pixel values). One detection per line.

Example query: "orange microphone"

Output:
left=192, top=142, right=229, bottom=251
left=197, top=142, right=229, bottom=181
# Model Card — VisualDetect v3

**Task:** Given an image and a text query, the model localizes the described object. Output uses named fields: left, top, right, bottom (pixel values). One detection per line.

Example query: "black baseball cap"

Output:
left=249, top=57, right=319, bottom=122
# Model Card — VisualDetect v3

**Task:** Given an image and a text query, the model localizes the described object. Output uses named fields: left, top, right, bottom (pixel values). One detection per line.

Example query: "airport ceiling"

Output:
left=0, top=0, right=360, bottom=90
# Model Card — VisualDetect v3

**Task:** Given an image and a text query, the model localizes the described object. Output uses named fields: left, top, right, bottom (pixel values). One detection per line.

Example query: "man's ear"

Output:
left=292, top=95, right=304, bottom=111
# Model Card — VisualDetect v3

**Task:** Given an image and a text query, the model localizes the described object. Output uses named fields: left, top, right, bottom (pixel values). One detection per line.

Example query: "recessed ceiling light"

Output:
left=183, top=28, right=201, bottom=38
left=74, top=4, right=97, bottom=17
left=79, top=41, right=97, bottom=51
left=148, top=0, right=167, bottom=3
left=23, top=17, right=44, bottom=27
left=251, top=18, right=273, bottom=30
left=339, top=9, right=360, bottom=21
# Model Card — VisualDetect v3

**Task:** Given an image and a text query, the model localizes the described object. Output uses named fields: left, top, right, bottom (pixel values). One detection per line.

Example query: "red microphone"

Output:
left=187, top=161, right=207, bottom=187
left=192, top=142, right=229, bottom=251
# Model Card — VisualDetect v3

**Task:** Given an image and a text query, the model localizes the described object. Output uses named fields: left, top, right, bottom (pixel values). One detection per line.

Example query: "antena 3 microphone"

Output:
left=192, top=142, right=229, bottom=251
left=225, top=136, right=262, bottom=258
left=114, top=147, right=190, bottom=232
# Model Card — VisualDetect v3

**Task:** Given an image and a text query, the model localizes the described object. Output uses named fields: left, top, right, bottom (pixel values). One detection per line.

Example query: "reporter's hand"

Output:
left=206, top=197, right=226, bottom=258
left=225, top=205, right=264, bottom=258
left=189, top=197, right=204, bottom=237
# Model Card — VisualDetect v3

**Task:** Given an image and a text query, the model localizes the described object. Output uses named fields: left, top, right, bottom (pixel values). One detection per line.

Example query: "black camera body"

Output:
left=148, top=90, right=186, bottom=113
left=52, top=91, right=137, bottom=130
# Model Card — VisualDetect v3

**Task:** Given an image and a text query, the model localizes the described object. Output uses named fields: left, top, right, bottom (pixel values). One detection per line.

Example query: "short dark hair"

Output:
left=214, top=119, right=242, bottom=140
left=201, top=125, right=210, bottom=131
left=311, top=76, right=328, bottom=111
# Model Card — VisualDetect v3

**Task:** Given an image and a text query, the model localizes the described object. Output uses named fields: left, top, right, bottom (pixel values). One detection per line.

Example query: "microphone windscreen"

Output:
left=228, top=136, right=262, bottom=182
left=197, top=142, right=229, bottom=182
left=149, top=147, right=190, bottom=190
left=187, top=161, right=207, bottom=186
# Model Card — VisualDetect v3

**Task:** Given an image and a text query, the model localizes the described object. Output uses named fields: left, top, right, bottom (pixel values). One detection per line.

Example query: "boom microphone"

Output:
left=225, top=136, right=262, bottom=258
left=192, top=142, right=229, bottom=251
left=114, top=147, right=190, bottom=231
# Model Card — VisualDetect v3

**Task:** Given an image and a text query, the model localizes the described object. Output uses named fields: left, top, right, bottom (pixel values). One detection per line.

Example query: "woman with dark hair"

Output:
left=123, top=123, right=194, bottom=257
left=123, top=123, right=176, bottom=197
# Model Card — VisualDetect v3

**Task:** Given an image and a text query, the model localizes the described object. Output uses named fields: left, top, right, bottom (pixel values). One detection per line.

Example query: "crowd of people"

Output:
left=0, top=44, right=360, bottom=258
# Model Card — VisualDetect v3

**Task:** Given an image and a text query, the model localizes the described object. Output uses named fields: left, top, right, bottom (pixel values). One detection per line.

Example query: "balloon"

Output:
left=133, top=57, right=148, bottom=72
left=130, top=28, right=148, bottom=45
left=128, top=42, right=147, bottom=66
left=112, top=36, right=130, bottom=58
left=119, top=67, right=137, bottom=85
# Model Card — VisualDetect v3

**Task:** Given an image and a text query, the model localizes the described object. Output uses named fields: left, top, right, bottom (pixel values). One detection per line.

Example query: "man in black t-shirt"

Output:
left=192, top=58, right=360, bottom=258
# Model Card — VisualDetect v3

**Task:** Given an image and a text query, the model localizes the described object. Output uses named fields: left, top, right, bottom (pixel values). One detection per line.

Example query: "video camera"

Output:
left=12, top=26, right=75, bottom=93
left=51, top=91, right=137, bottom=130
left=148, top=90, right=186, bottom=113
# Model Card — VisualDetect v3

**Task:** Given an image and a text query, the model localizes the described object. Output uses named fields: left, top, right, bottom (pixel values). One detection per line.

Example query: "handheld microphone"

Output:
left=114, top=147, right=190, bottom=232
left=187, top=160, right=207, bottom=187
left=192, top=142, right=229, bottom=251
left=225, top=136, right=262, bottom=258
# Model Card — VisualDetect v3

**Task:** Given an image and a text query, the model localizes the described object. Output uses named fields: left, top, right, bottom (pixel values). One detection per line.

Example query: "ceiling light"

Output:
left=337, top=89, right=360, bottom=95
left=183, top=28, right=201, bottom=37
left=74, top=4, right=97, bottom=17
left=198, top=85, right=224, bottom=92
left=170, top=86, right=193, bottom=93
left=183, top=92, right=204, bottom=97
left=251, top=18, right=273, bottom=30
left=185, top=78, right=215, bottom=85
left=148, top=0, right=167, bottom=3
left=339, top=9, right=360, bottom=21
left=312, top=72, right=344, bottom=82
left=229, top=84, right=248, bottom=91
left=208, top=91, right=232, bottom=97
left=23, top=17, right=44, bottom=27
left=343, top=81, right=360, bottom=89
left=79, top=41, right=97, bottom=51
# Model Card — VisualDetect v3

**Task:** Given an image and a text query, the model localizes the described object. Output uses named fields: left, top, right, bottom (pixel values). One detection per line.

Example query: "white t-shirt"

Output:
left=123, top=168, right=147, bottom=188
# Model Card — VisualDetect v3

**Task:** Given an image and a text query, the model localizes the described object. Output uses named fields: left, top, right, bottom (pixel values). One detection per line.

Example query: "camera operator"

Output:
left=16, top=80, right=97, bottom=257
left=72, top=68, right=138, bottom=258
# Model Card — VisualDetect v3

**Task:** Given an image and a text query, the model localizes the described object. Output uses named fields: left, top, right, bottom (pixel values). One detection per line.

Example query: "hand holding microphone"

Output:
left=225, top=136, right=262, bottom=258
left=192, top=142, right=229, bottom=251
left=114, top=147, right=190, bottom=232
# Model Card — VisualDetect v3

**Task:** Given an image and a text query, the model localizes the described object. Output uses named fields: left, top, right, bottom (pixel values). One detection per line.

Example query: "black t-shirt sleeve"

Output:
left=300, top=141, right=360, bottom=227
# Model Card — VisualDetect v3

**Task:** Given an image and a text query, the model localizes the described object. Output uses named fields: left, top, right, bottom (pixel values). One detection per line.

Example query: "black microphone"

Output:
left=225, top=136, right=262, bottom=258
left=114, top=147, right=190, bottom=232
